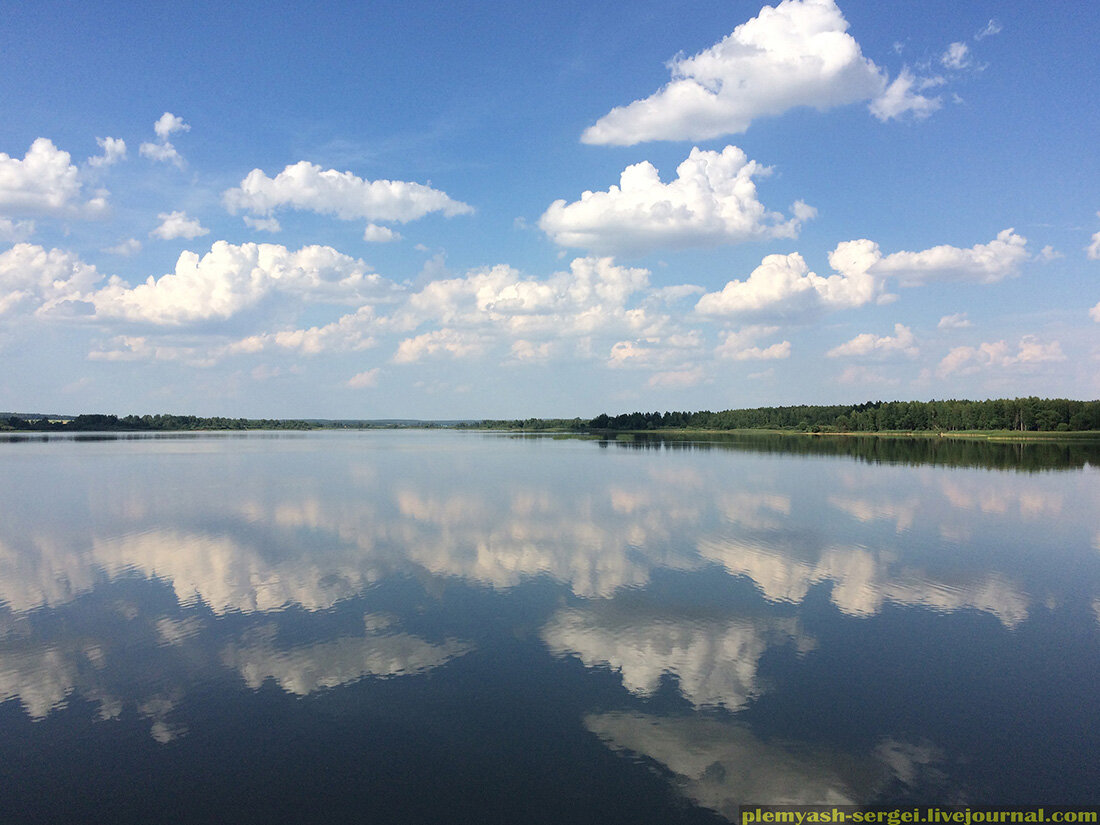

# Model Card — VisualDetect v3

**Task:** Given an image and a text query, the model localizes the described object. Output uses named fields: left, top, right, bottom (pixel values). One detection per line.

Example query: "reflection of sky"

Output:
left=222, top=616, right=471, bottom=695
left=0, top=600, right=472, bottom=741
left=587, top=711, right=861, bottom=812
left=0, top=431, right=1098, bottom=810
left=2, top=432, right=1095, bottom=620
left=698, top=537, right=1030, bottom=626
left=543, top=606, right=813, bottom=710
left=586, top=711, right=960, bottom=817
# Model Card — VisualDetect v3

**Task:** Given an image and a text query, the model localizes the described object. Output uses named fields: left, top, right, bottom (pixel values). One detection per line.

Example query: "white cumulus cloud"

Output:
left=140, top=113, right=189, bottom=167
left=867, top=228, right=1028, bottom=285
left=154, top=112, right=189, bottom=140
left=608, top=331, right=704, bottom=370
left=0, top=138, right=109, bottom=217
left=138, top=113, right=190, bottom=167
left=508, top=339, right=555, bottom=363
left=826, top=323, right=917, bottom=358
left=937, top=312, right=971, bottom=330
left=695, top=250, right=882, bottom=319
left=87, top=137, right=127, bottom=168
left=392, top=328, right=487, bottom=364
left=1090, top=301, right=1100, bottom=323
left=0, top=243, right=103, bottom=316
left=695, top=230, right=1026, bottom=320
left=363, top=223, right=401, bottom=243
left=397, top=256, right=652, bottom=337
left=581, top=0, right=887, bottom=144
left=346, top=368, right=381, bottom=389
left=140, top=142, right=183, bottom=165
left=243, top=215, right=282, bottom=233
left=87, top=335, right=214, bottom=366
left=385, top=256, right=677, bottom=369
left=715, top=325, right=791, bottom=360
left=227, top=306, right=378, bottom=356
left=222, top=161, right=472, bottom=234
left=150, top=211, right=209, bottom=240
left=937, top=335, right=1066, bottom=377
left=92, top=241, right=396, bottom=325
left=539, top=146, right=809, bottom=255
left=103, top=238, right=143, bottom=256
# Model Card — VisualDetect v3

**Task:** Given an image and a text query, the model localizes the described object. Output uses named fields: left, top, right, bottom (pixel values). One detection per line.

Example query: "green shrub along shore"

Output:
left=474, top=397, right=1100, bottom=436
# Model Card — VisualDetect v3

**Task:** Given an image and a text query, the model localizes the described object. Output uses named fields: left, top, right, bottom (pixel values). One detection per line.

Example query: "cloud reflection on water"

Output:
left=543, top=607, right=812, bottom=710
left=221, top=617, right=472, bottom=695
left=1, top=435, right=1087, bottom=627
left=585, top=715, right=958, bottom=817
left=586, top=712, right=859, bottom=814
left=0, top=429, right=1096, bottom=803
left=698, top=537, right=1029, bottom=627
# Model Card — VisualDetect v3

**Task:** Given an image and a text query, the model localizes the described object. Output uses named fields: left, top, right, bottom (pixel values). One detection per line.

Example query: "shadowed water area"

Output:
left=1, top=430, right=1098, bottom=822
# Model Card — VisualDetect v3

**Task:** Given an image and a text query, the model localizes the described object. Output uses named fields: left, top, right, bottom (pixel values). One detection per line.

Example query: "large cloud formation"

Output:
left=92, top=242, right=397, bottom=325
left=388, top=256, right=660, bottom=364
left=0, top=243, right=103, bottom=316
left=0, top=138, right=108, bottom=218
left=937, top=335, right=1066, bottom=378
left=694, top=250, right=881, bottom=319
left=539, top=145, right=812, bottom=255
left=223, top=161, right=473, bottom=234
left=696, top=230, right=1028, bottom=319
left=396, top=256, right=652, bottom=337
left=581, top=0, right=934, bottom=145
left=866, top=229, right=1028, bottom=286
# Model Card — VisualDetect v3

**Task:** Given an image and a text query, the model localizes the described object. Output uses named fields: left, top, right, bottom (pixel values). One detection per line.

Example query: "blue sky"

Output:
left=1, top=0, right=1097, bottom=419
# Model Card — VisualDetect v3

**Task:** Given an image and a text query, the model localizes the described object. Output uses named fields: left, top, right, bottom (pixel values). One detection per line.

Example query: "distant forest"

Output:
left=477, top=397, right=1100, bottom=434
left=1, top=413, right=317, bottom=432
left=5, top=397, right=1100, bottom=434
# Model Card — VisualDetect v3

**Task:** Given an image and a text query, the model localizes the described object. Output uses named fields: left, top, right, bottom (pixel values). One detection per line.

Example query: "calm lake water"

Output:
left=2, top=430, right=1098, bottom=822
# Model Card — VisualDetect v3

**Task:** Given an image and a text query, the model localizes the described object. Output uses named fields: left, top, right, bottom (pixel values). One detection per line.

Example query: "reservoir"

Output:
left=1, top=430, right=1098, bottom=821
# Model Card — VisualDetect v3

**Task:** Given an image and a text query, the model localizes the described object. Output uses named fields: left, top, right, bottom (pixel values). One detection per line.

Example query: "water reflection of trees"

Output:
left=602, top=432, right=1100, bottom=472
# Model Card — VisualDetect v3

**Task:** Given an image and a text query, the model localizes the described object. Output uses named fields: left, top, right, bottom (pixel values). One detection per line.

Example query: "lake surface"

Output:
left=1, top=430, right=1098, bottom=822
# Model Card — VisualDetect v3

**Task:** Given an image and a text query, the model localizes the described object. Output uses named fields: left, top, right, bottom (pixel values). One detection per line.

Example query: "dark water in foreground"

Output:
left=1, top=431, right=1098, bottom=822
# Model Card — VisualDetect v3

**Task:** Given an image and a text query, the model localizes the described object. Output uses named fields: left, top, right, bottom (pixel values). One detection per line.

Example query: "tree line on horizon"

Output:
left=476, top=397, right=1100, bottom=433
left=2, top=413, right=317, bottom=432
left=5, top=397, right=1100, bottom=434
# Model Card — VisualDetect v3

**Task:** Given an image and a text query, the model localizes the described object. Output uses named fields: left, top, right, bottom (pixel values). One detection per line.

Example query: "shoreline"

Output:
left=491, top=427, right=1100, bottom=443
